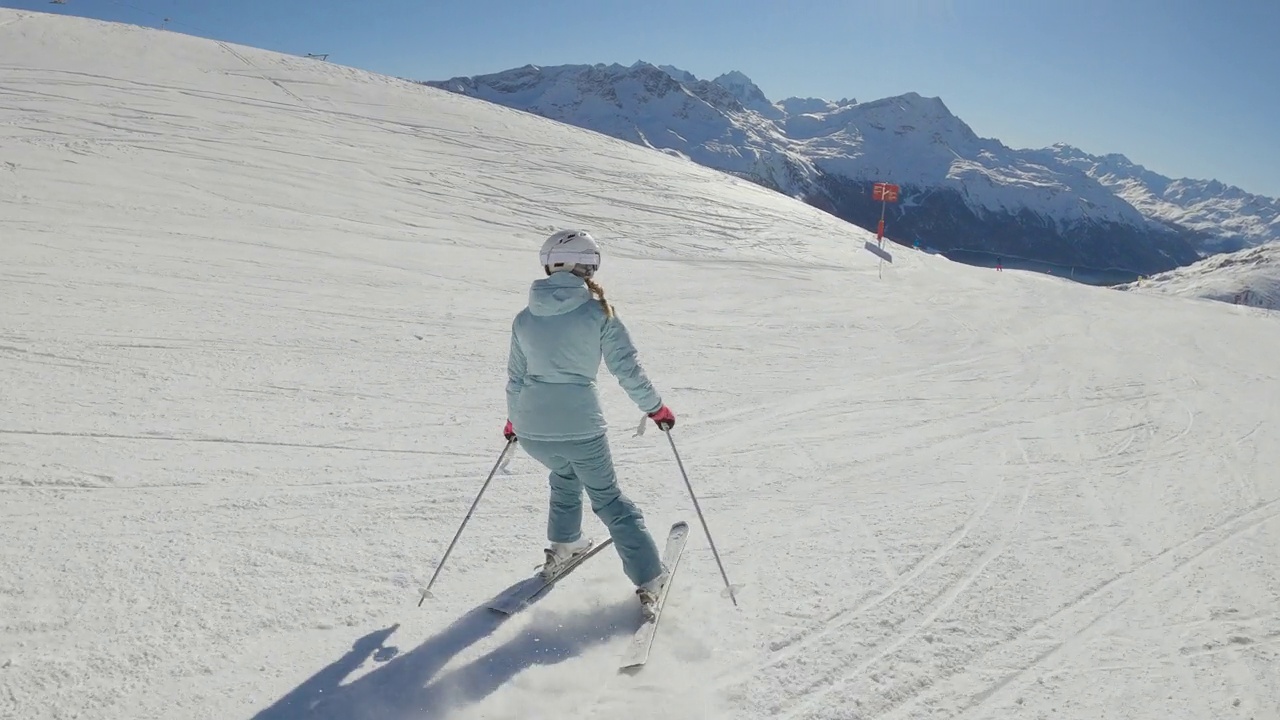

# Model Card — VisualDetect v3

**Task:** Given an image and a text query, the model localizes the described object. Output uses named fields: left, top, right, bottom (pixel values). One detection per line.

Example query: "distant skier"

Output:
left=996, top=257, right=1003, bottom=272
left=503, top=229, right=675, bottom=611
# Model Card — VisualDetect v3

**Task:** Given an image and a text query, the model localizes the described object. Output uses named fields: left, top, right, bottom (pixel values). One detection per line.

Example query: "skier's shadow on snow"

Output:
left=251, top=576, right=642, bottom=720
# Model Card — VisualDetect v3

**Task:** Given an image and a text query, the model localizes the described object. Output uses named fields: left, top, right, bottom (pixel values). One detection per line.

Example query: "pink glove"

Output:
left=648, top=405, right=675, bottom=430
left=503, top=420, right=516, bottom=441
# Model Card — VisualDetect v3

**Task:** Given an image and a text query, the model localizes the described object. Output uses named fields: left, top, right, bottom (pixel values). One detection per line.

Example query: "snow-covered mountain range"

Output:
left=426, top=62, right=1278, bottom=276
left=1046, top=144, right=1280, bottom=254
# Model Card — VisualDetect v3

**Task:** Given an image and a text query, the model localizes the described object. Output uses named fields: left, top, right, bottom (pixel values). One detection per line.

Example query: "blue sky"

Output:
left=8, top=0, right=1280, bottom=196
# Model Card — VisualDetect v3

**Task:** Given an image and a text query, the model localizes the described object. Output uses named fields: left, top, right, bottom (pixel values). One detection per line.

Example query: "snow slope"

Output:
left=3, top=9, right=1280, bottom=720
left=1117, top=243, right=1280, bottom=312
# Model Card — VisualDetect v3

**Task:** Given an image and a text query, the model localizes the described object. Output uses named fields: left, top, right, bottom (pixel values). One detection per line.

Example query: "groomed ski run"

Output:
left=2, top=9, right=1278, bottom=720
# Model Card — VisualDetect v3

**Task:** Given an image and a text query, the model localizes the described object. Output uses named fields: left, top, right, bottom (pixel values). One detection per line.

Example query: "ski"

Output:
left=486, top=537, right=615, bottom=615
left=619, top=521, right=689, bottom=671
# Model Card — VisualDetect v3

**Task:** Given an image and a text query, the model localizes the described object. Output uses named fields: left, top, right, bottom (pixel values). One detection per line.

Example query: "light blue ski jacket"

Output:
left=506, top=272, right=663, bottom=442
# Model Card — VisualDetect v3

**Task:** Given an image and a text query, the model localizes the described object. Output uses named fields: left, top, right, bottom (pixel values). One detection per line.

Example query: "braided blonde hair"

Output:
left=583, top=276, right=614, bottom=318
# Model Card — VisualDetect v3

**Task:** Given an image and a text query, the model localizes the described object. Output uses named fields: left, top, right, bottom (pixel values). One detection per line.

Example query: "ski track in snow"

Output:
left=2, top=10, right=1279, bottom=720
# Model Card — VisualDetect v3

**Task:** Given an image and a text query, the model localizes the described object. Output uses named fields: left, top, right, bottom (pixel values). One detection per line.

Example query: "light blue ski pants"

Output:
left=518, top=433, right=663, bottom=586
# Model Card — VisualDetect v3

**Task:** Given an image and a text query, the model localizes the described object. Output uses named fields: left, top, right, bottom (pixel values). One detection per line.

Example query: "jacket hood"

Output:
left=528, top=272, right=592, bottom=316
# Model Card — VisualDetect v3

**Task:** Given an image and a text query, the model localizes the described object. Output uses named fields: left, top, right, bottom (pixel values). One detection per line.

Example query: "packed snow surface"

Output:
left=2, top=10, right=1279, bottom=720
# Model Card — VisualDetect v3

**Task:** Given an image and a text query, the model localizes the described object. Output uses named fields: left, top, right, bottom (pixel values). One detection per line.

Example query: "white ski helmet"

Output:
left=539, top=229, right=601, bottom=276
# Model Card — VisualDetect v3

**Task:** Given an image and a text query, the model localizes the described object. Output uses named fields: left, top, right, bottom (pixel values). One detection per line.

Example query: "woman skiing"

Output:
left=503, top=229, right=675, bottom=613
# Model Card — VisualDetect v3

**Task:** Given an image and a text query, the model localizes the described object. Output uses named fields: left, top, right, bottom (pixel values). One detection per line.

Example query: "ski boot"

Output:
left=635, top=567, right=669, bottom=621
left=540, top=536, right=593, bottom=580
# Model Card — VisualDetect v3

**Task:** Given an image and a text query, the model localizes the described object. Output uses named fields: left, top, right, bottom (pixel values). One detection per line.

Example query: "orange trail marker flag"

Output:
left=872, top=182, right=900, bottom=202
left=872, top=182, right=899, bottom=242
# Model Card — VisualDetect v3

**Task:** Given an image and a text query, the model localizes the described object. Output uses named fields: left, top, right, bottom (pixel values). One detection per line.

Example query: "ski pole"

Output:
left=663, top=428, right=738, bottom=607
left=418, top=438, right=517, bottom=606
